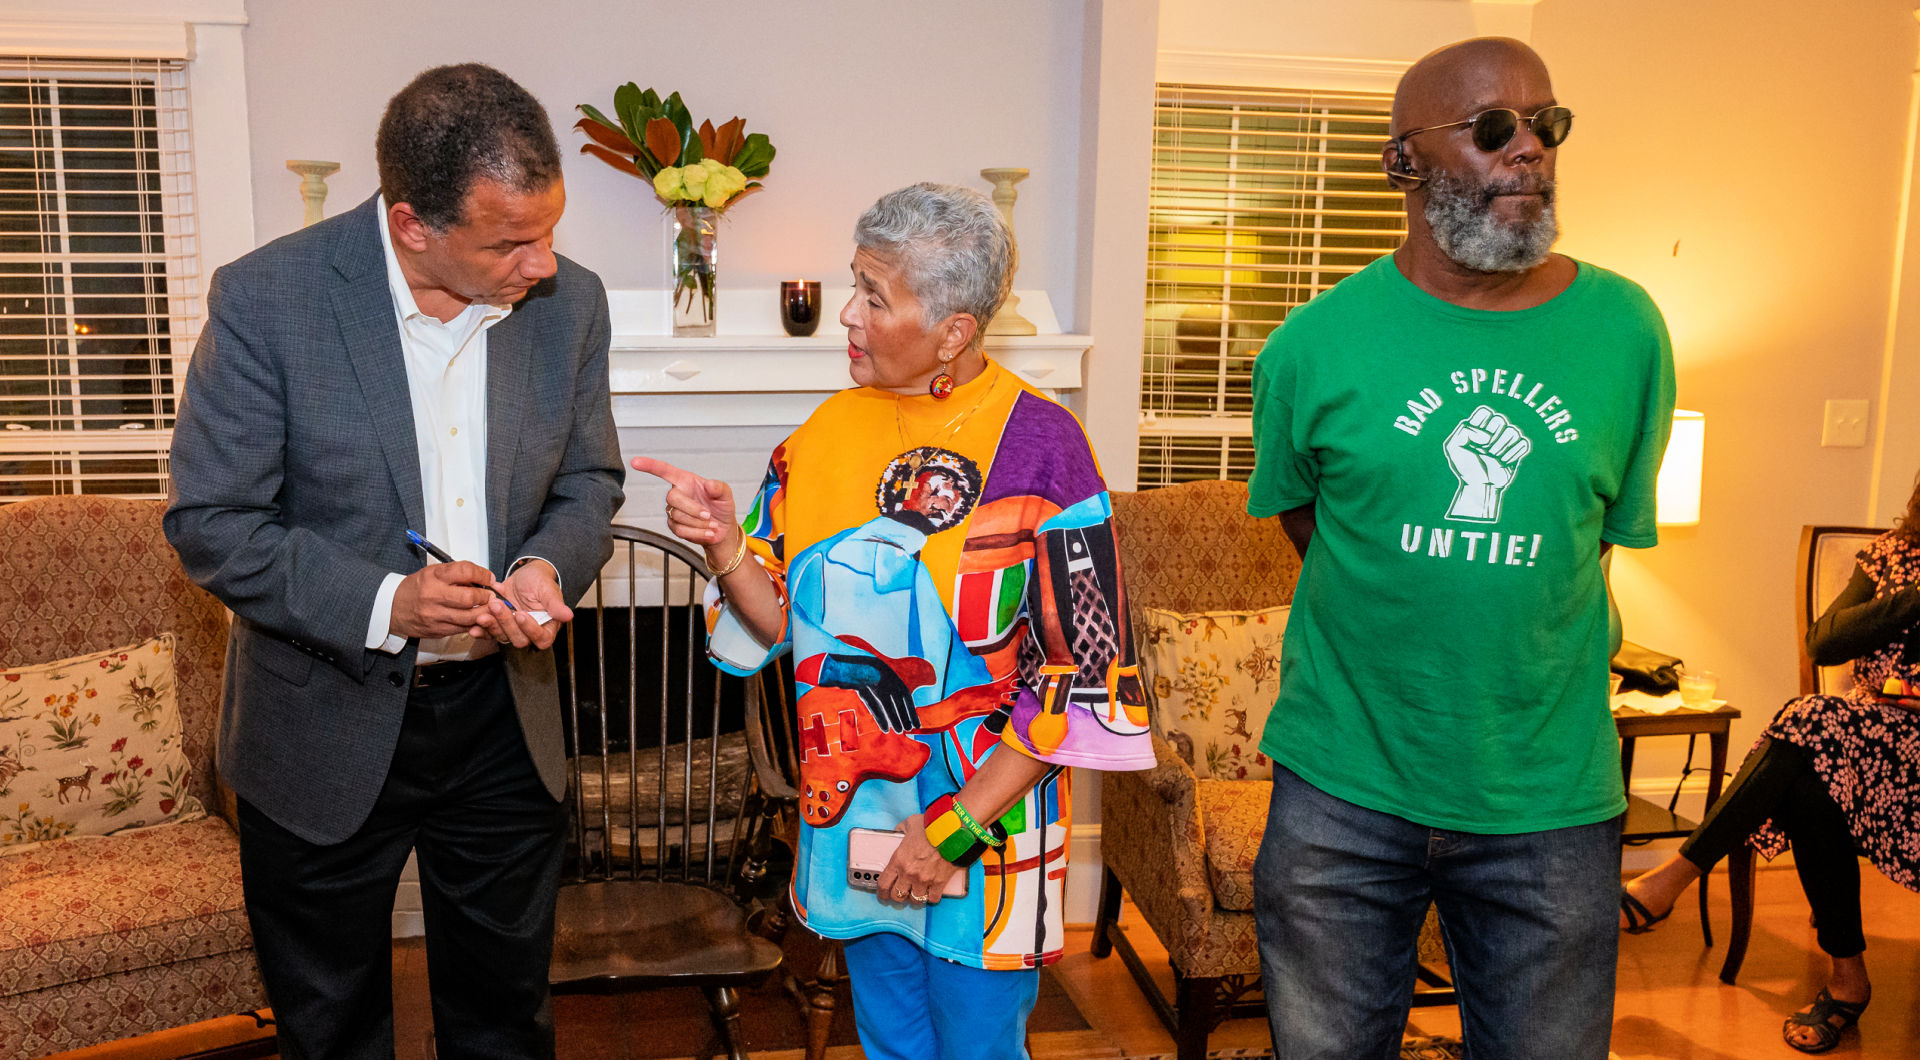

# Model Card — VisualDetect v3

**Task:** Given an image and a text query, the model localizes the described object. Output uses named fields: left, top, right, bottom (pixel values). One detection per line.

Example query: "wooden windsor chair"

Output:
left=551, top=524, right=794, bottom=1059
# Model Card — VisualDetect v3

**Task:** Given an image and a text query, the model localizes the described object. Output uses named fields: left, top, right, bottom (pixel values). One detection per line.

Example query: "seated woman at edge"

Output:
left=631, top=182, right=1156, bottom=1060
left=1619, top=479, right=1920, bottom=1054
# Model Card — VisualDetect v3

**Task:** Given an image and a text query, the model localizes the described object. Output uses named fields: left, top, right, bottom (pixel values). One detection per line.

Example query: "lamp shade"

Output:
left=1656, top=409, right=1705, bottom=526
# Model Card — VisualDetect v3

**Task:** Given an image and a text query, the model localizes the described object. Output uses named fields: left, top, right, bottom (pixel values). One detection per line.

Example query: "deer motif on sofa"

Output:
left=56, top=763, right=97, bottom=803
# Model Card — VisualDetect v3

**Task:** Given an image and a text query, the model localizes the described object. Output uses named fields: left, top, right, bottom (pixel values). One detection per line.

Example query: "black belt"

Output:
left=411, top=654, right=501, bottom=689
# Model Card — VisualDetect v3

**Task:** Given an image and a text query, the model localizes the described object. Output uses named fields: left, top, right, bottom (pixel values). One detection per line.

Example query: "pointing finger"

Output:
left=630, top=455, right=694, bottom=489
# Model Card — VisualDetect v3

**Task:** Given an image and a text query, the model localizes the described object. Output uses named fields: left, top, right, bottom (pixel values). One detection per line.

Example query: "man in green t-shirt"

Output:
left=1247, top=38, right=1674, bottom=1060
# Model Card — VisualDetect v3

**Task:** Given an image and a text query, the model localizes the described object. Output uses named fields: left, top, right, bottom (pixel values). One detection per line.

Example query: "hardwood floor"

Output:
left=45, top=858, right=1920, bottom=1059
left=1051, top=858, right=1920, bottom=1059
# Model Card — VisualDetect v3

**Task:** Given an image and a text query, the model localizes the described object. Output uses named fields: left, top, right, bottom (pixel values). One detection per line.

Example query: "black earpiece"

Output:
left=1388, top=140, right=1426, bottom=184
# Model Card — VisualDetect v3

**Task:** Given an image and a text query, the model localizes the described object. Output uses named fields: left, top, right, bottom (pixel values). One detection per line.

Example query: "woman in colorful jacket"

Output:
left=631, top=182, right=1156, bottom=1060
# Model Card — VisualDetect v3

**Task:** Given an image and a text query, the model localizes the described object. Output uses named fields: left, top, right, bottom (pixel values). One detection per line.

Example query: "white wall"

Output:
left=239, top=0, right=1088, bottom=330
left=1873, top=49, right=1920, bottom=527
left=1158, top=0, right=1535, bottom=61
left=1533, top=0, right=1918, bottom=777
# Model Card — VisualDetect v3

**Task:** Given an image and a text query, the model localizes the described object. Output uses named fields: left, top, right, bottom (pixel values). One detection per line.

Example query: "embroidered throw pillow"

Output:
left=0, top=633, right=204, bottom=849
left=1141, top=604, right=1289, bottom=781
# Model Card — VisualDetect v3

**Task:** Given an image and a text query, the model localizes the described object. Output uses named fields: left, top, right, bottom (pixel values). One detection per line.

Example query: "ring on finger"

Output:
left=910, top=890, right=928, bottom=902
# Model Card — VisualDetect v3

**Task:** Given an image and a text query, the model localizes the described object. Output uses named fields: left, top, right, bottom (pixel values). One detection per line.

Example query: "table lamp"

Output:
left=1656, top=410, right=1706, bottom=527
left=1609, top=409, right=1706, bottom=658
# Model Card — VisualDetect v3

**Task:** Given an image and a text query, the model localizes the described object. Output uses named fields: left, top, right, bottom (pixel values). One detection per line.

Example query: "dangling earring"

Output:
left=929, top=361, right=955, bottom=399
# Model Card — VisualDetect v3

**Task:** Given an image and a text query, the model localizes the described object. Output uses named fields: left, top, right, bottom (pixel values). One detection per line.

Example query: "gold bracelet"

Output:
left=709, top=532, right=749, bottom=577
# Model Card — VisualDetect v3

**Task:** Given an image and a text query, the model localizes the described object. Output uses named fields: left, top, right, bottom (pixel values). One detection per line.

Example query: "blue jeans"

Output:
left=1254, top=765, right=1622, bottom=1060
left=841, top=932, right=1040, bottom=1060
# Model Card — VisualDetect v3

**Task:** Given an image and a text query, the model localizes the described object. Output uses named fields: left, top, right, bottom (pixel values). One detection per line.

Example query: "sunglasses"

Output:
left=1397, top=106, right=1575, bottom=153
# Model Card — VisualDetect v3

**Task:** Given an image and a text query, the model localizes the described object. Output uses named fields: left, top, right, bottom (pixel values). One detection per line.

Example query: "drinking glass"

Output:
left=1677, top=668, right=1719, bottom=709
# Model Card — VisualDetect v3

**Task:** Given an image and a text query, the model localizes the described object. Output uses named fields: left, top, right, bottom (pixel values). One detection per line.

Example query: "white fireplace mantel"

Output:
left=606, top=287, right=1090, bottom=429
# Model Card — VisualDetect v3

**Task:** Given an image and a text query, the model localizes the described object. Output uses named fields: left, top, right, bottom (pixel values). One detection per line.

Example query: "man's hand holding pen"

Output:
left=389, top=561, right=505, bottom=640
left=396, top=531, right=568, bottom=650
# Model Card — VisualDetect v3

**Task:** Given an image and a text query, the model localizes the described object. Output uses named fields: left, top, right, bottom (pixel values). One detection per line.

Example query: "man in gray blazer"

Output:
left=166, top=64, right=622, bottom=1059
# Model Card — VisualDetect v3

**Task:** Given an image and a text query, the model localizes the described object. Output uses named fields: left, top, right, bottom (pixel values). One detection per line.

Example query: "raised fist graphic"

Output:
left=1443, top=405, right=1531, bottom=522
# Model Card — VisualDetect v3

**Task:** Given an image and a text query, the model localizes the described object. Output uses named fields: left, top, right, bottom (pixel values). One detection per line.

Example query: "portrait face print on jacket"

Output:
left=876, top=447, right=981, bottom=535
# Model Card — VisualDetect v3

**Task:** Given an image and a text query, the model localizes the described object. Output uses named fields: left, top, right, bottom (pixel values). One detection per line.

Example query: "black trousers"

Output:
left=238, top=657, right=567, bottom=1060
left=1679, top=737, right=1865, bottom=958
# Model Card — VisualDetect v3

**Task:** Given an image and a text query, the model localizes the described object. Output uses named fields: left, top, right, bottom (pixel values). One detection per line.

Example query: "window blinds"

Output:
left=0, top=57, right=198, bottom=502
left=1138, top=82, right=1402, bottom=488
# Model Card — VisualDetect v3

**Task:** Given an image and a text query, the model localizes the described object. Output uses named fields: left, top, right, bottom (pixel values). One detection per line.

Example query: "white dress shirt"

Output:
left=364, top=198, right=510, bottom=663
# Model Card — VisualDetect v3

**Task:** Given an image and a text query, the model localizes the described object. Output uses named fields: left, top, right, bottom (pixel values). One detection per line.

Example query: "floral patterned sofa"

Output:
left=1092, top=481, right=1448, bottom=1060
left=0, top=496, right=265, bottom=1056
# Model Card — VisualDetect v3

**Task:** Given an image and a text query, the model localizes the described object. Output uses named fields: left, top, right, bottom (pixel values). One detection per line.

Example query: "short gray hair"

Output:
left=853, top=183, right=1014, bottom=349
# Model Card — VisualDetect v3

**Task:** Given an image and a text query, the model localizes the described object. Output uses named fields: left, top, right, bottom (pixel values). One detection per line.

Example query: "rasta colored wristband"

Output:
left=949, top=797, right=1003, bottom=848
left=924, top=793, right=1007, bottom=868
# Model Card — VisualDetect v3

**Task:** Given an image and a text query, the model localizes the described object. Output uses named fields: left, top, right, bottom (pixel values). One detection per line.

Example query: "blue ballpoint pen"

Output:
left=405, top=529, right=517, bottom=611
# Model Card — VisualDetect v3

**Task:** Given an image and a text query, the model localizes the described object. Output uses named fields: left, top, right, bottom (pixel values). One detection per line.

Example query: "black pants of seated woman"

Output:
left=1679, top=737, right=1864, bottom=958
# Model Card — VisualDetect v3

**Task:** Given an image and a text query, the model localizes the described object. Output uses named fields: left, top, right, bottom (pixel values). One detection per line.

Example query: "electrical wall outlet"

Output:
left=1822, top=399, right=1870, bottom=448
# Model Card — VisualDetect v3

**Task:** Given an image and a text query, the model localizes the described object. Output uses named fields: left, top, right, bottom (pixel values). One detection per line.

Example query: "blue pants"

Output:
left=841, top=932, right=1040, bottom=1060
left=1254, top=765, right=1622, bottom=1060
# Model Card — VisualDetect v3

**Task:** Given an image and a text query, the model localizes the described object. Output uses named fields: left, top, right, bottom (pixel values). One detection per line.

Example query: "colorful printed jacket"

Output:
left=706, top=360, right=1155, bottom=969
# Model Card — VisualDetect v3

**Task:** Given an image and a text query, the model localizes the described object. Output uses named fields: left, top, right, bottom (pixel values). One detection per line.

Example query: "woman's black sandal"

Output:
left=1782, top=988, right=1869, bottom=1054
left=1619, top=888, right=1671, bottom=934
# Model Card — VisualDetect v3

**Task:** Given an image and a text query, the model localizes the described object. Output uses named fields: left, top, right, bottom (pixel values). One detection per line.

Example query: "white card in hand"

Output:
left=529, top=610, right=552, bottom=626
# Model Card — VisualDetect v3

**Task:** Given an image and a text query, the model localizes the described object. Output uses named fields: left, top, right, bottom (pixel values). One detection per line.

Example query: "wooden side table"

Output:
left=1612, top=693, right=1742, bottom=946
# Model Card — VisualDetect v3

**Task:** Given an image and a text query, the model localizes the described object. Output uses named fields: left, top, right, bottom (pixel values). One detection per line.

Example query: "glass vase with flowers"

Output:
left=576, top=85, right=776, bottom=336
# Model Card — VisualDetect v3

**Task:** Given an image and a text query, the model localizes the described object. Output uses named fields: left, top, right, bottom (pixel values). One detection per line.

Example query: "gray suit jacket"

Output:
left=165, top=194, right=624, bottom=844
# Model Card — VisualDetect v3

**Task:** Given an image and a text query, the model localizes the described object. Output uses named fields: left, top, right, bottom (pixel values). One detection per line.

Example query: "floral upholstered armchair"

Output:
left=1092, top=481, right=1448, bottom=1059
left=0, top=497, right=265, bottom=1055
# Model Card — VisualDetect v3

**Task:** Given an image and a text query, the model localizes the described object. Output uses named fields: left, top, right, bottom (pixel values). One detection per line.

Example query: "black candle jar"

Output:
left=780, top=280, right=821, bottom=337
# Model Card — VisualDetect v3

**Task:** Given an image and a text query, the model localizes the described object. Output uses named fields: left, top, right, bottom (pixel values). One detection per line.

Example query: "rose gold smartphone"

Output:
left=847, top=827, right=968, bottom=898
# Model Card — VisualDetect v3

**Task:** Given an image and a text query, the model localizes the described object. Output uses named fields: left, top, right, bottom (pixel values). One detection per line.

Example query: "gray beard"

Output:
left=1423, top=171, right=1559, bottom=273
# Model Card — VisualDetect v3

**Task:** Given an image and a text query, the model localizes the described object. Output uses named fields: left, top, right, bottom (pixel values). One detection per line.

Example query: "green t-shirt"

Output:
left=1248, top=255, right=1675, bottom=833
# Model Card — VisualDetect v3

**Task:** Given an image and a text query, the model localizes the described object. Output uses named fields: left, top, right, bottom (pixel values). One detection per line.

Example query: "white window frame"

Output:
left=1138, top=52, right=1407, bottom=488
left=0, top=0, right=253, bottom=500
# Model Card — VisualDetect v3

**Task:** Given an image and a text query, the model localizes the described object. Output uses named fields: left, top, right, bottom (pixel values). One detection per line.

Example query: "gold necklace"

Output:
left=895, top=370, right=999, bottom=453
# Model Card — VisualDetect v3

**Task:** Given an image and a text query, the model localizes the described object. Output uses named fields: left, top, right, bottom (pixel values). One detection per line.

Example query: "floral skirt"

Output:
left=1751, top=693, right=1920, bottom=892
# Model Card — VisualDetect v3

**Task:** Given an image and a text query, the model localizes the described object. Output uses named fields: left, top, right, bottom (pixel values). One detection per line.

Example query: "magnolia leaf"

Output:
left=664, top=92, right=693, bottom=141
left=576, top=103, right=621, bottom=136
left=712, top=117, right=746, bottom=166
left=733, top=133, right=776, bottom=179
left=580, top=142, right=646, bottom=180
left=658, top=91, right=696, bottom=168
left=697, top=119, right=718, bottom=160
left=613, top=83, right=648, bottom=147
left=574, top=115, right=637, bottom=154
left=643, top=117, right=682, bottom=169
left=613, top=83, right=641, bottom=123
